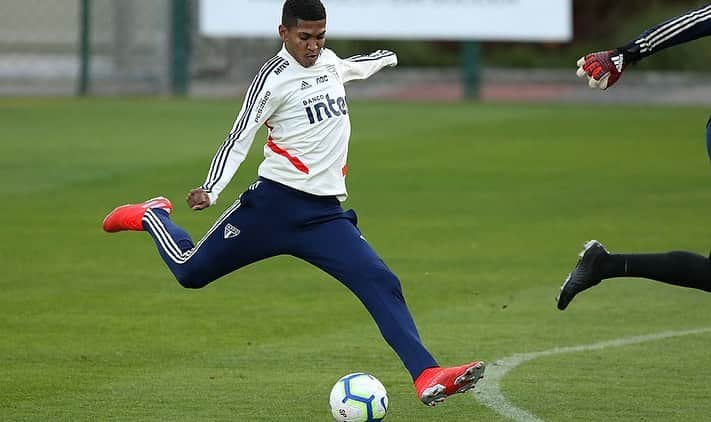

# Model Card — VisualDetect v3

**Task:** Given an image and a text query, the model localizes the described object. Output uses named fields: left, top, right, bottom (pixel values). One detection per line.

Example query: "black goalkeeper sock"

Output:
left=599, top=251, right=711, bottom=292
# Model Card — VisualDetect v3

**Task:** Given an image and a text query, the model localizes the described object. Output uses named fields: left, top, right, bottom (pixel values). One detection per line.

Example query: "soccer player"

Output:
left=558, top=3, right=711, bottom=310
left=102, top=0, right=484, bottom=406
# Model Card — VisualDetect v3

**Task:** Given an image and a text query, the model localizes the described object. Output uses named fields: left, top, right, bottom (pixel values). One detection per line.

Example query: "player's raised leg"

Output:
left=557, top=240, right=711, bottom=310
left=290, top=210, right=484, bottom=406
left=102, top=187, right=283, bottom=289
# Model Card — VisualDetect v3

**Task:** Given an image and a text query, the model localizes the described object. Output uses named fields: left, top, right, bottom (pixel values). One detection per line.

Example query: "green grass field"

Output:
left=1, top=98, right=710, bottom=421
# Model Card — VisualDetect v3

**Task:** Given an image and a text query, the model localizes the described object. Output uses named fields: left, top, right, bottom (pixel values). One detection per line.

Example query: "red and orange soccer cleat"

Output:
left=102, top=196, right=173, bottom=233
left=414, top=361, right=486, bottom=406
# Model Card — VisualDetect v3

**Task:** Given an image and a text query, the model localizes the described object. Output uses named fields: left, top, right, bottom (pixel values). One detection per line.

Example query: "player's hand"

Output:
left=186, top=188, right=210, bottom=211
left=576, top=50, right=626, bottom=90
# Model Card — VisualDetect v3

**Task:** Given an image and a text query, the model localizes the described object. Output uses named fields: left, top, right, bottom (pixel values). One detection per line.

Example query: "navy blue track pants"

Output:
left=141, top=177, right=437, bottom=379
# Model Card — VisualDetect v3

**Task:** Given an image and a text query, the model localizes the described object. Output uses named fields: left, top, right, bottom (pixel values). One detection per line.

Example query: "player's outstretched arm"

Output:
left=577, top=3, right=711, bottom=91
left=196, top=57, right=283, bottom=209
left=338, top=50, right=398, bottom=83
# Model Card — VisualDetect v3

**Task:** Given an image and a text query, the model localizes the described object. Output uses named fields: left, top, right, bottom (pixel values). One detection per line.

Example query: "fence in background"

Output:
left=1, top=0, right=710, bottom=104
left=0, top=0, right=80, bottom=95
left=0, top=0, right=282, bottom=96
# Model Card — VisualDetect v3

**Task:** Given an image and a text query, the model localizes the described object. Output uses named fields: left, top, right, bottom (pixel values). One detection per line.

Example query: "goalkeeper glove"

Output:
left=576, top=50, right=627, bottom=90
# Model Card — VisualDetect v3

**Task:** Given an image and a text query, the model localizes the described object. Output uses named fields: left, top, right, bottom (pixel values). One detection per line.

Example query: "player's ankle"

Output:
left=414, top=366, right=441, bottom=389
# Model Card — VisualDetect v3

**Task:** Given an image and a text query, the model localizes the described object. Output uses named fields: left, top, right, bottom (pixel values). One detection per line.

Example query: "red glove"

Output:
left=576, top=50, right=627, bottom=90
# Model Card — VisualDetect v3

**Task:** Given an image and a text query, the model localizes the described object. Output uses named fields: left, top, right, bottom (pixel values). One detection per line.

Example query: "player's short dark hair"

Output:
left=282, top=0, right=326, bottom=28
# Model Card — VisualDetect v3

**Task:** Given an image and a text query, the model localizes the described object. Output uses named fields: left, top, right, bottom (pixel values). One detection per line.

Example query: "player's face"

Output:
left=279, top=19, right=326, bottom=68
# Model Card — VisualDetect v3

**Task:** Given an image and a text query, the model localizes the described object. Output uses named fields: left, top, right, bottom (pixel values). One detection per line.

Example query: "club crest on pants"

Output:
left=224, top=224, right=240, bottom=239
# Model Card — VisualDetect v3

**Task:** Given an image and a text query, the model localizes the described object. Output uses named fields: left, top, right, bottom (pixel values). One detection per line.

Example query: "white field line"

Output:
left=475, top=327, right=711, bottom=422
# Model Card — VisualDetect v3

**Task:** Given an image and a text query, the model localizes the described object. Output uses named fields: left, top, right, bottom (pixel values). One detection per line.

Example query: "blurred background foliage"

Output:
left=327, top=0, right=711, bottom=70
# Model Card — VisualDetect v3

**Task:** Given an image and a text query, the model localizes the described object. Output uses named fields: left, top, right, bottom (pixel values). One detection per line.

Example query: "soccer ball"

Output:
left=329, top=372, right=389, bottom=421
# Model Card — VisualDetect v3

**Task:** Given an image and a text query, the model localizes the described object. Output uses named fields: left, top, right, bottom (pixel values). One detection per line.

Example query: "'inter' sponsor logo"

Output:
left=303, top=94, right=348, bottom=124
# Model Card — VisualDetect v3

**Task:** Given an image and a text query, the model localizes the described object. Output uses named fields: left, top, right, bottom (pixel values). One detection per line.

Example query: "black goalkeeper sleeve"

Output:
left=615, top=3, right=711, bottom=64
left=600, top=251, right=711, bottom=292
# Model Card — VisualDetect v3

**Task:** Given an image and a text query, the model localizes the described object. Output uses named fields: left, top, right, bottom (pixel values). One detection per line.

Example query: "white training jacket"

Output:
left=200, top=45, right=398, bottom=204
